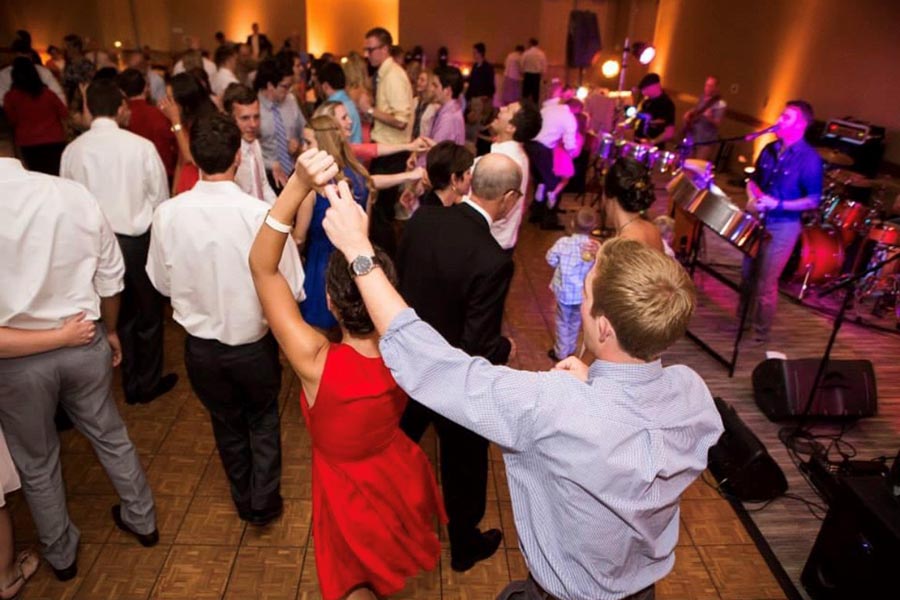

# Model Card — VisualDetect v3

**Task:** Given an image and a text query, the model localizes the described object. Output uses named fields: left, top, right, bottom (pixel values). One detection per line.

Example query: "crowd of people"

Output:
left=6, top=21, right=836, bottom=600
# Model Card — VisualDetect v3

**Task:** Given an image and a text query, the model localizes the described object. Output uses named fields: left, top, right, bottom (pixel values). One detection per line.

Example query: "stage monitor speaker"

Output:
left=707, top=397, right=787, bottom=502
left=801, top=475, right=900, bottom=599
left=566, top=10, right=601, bottom=68
left=752, top=359, right=877, bottom=422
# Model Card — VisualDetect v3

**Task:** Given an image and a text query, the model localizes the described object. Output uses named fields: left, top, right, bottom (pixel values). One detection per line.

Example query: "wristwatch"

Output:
left=170, top=123, right=183, bottom=133
left=349, top=254, right=379, bottom=277
left=367, top=107, right=374, bottom=117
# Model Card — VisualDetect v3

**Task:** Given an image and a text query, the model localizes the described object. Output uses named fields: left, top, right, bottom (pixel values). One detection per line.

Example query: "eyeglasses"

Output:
left=363, top=44, right=385, bottom=53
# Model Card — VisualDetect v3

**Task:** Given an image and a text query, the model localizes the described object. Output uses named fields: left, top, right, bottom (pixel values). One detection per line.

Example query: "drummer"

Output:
left=741, top=100, right=823, bottom=344
left=633, top=73, right=676, bottom=149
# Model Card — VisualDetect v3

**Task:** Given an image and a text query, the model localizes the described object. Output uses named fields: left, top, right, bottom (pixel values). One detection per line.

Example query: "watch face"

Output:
left=351, top=255, right=374, bottom=276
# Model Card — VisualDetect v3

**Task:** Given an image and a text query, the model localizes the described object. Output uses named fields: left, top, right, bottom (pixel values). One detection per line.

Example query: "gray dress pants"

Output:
left=0, top=325, right=155, bottom=569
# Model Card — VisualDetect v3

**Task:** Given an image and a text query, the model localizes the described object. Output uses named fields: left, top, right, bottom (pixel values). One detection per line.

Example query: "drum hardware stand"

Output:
left=789, top=250, right=900, bottom=433
left=679, top=214, right=762, bottom=377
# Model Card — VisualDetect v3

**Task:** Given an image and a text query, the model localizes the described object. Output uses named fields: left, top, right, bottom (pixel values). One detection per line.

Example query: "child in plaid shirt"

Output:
left=546, top=207, right=599, bottom=360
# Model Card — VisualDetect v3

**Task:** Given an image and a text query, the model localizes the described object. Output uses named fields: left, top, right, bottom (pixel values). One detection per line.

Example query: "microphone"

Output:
left=744, top=124, right=779, bottom=141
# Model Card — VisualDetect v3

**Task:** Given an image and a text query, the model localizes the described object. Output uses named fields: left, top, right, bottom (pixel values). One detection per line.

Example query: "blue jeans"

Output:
left=741, top=219, right=802, bottom=337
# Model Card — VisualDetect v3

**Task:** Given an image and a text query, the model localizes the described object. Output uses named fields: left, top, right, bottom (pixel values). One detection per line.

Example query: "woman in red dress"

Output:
left=249, top=160, right=445, bottom=600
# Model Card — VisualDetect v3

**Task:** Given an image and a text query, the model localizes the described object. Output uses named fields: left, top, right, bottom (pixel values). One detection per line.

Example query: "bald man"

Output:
left=396, top=153, right=522, bottom=571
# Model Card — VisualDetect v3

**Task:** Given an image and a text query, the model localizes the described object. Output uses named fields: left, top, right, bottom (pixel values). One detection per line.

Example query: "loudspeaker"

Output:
left=707, top=397, right=787, bottom=502
left=752, top=359, right=877, bottom=421
left=566, top=10, right=601, bottom=68
left=801, top=475, right=900, bottom=599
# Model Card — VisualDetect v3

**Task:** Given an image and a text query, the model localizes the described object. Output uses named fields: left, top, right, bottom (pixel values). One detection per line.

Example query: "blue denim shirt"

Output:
left=752, top=138, right=823, bottom=221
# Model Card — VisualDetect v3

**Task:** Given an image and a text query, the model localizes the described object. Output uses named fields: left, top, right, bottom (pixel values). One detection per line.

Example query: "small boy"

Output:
left=546, top=207, right=599, bottom=361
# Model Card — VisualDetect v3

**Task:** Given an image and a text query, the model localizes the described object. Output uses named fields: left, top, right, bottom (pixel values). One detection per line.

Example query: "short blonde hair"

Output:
left=591, top=238, right=695, bottom=360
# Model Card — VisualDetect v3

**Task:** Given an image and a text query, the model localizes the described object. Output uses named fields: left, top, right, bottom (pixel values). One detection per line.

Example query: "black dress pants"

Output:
left=368, top=152, right=410, bottom=260
left=522, top=73, right=541, bottom=103
left=116, top=232, right=164, bottom=402
left=401, top=399, right=489, bottom=559
left=184, top=333, right=283, bottom=519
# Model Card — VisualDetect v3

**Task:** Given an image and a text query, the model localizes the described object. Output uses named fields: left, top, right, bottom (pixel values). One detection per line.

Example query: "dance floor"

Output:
left=16, top=181, right=895, bottom=599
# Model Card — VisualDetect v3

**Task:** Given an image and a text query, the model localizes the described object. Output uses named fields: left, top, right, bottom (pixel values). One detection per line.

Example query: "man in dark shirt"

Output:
left=118, top=68, right=177, bottom=181
left=634, top=73, right=675, bottom=148
left=741, top=100, right=823, bottom=343
left=466, top=42, right=496, bottom=101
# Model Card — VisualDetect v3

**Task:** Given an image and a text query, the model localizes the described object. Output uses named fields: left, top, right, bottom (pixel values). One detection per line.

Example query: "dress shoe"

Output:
left=111, top=505, right=159, bottom=547
left=51, top=560, right=78, bottom=582
left=547, top=348, right=560, bottom=362
left=246, top=498, right=284, bottom=527
left=127, top=373, right=179, bottom=405
left=451, top=528, right=503, bottom=572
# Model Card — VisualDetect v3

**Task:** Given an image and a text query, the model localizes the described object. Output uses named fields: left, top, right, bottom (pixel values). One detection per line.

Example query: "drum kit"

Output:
left=790, top=152, right=900, bottom=319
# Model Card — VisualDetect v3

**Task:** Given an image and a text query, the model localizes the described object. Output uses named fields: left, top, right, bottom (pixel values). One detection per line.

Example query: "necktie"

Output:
left=271, top=104, right=293, bottom=175
left=252, top=144, right=265, bottom=201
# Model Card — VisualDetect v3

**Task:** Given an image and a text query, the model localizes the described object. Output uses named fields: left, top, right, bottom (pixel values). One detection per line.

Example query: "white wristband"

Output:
left=264, top=213, right=292, bottom=234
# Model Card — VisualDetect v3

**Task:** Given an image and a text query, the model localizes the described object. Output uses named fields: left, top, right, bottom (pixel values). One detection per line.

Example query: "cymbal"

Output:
left=817, top=147, right=854, bottom=166
left=870, top=176, right=900, bottom=192
left=826, top=168, right=872, bottom=187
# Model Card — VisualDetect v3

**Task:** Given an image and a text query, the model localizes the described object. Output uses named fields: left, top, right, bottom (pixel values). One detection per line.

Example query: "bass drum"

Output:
left=783, top=225, right=845, bottom=284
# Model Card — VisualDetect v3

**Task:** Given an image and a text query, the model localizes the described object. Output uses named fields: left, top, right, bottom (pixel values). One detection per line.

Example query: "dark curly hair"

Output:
left=604, top=156, right=655, bottom=213
left=325, top=247, right=397, bottom=335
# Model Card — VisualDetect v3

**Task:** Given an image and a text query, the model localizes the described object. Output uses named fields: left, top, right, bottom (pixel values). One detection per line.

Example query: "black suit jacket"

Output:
left=246, top=33, right=273, bottom=57
left=398, top=202, right=513, bottom=365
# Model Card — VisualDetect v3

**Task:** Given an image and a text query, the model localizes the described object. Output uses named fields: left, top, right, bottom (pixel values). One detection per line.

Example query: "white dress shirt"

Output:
left=146, top=180, right=305, bottom=346
left=0, top=158, right=125, bottom=329
left=60, top=117, right=169, bottom=237
left=535, top=98, right=578, bottom=154
left=235, top=138, right=276, bottom=204
left=487, top=140, right=530, bottom=250
left=521, top=46, right=547, bottom=74
left=173, top=57, right=217, bottom=82
left=211, top=67, right=239, bottom=97
left=0, top=63, right=66, bottom=108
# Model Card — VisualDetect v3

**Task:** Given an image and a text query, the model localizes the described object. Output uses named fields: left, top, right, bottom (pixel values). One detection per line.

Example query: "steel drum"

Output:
left=648, top=150, right=681, bottom=175
left=667, top=170, right=763, bottom=256
left=596, top=133, right=616, bottom=161
left=616, top=140, right=657, bottom=167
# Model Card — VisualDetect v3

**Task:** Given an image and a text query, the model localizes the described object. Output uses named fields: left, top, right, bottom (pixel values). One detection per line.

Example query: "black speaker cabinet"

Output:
left=707, top=397, right=787, bottom=502
left=802, top=475, right=900, bottom=599
left=752, top=359, right=877, bottom=422
left=566, top=10, right=601, bottom=68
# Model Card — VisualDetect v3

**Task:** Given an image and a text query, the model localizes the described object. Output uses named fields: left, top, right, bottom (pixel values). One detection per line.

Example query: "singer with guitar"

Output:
left=681, top=76, right=726, bottom=161
left=740, top=100, right=823, bottom=344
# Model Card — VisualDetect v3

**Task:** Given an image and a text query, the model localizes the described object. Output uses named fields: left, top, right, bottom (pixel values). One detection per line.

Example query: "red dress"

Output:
left=299, top=344, right=446, bottom=600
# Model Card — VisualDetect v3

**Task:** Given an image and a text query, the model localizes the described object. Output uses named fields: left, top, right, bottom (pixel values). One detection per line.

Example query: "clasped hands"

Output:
left=292, top=149, right=373, bottom=260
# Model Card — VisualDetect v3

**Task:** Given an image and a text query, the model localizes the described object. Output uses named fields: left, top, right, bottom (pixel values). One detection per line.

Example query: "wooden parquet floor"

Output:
left=17, top=184, right=885, bottom=599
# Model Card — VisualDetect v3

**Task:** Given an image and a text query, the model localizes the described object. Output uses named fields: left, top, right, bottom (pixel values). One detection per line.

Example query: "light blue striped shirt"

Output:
left=380, top=308, right=723, bottom=600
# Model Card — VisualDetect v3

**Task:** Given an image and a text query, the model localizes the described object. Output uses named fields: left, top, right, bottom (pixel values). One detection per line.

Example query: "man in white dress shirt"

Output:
left=60, top=79, right=177, bottom=405
left=0, top=139, right=158, bottom=581
left=147, top=113, right=305, bottom=525
left=211, top=44, right=240, bottom=98
left=520, top=38, right=547, bottom=103
left=224, top=84, right=276, bottom=204
left=486, top=101, right=542, bottom=252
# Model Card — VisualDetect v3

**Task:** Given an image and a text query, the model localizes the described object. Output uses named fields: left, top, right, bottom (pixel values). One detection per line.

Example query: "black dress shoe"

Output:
left=451, top=528, right=503, bottom=572
left=547, top=348, right=560, bottom=362
left=247, top=504, right=284, bottom=527
left=112, top=505, right=159, bottom=547
left=52, top=560, right=78, bottom=582
left=128, top=373, right=179, bottom=405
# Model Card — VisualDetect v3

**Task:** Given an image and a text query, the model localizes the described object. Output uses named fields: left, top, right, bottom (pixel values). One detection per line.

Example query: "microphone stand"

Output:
left=789, top=249, right=900, bottom=434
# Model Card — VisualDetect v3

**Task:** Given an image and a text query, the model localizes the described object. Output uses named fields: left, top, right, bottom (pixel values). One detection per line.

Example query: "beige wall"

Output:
left=307, top=0, right=397, bottom=57
left=653, top=0, right=900, bottom=165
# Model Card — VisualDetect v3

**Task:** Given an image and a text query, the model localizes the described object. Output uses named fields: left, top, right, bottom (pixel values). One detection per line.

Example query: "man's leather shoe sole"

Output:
left=52, top=561, right=78, bottom=582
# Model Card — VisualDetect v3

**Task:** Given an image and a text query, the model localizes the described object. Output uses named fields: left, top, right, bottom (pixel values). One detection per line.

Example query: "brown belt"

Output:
left=529, top=575, right=655, bottom=600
